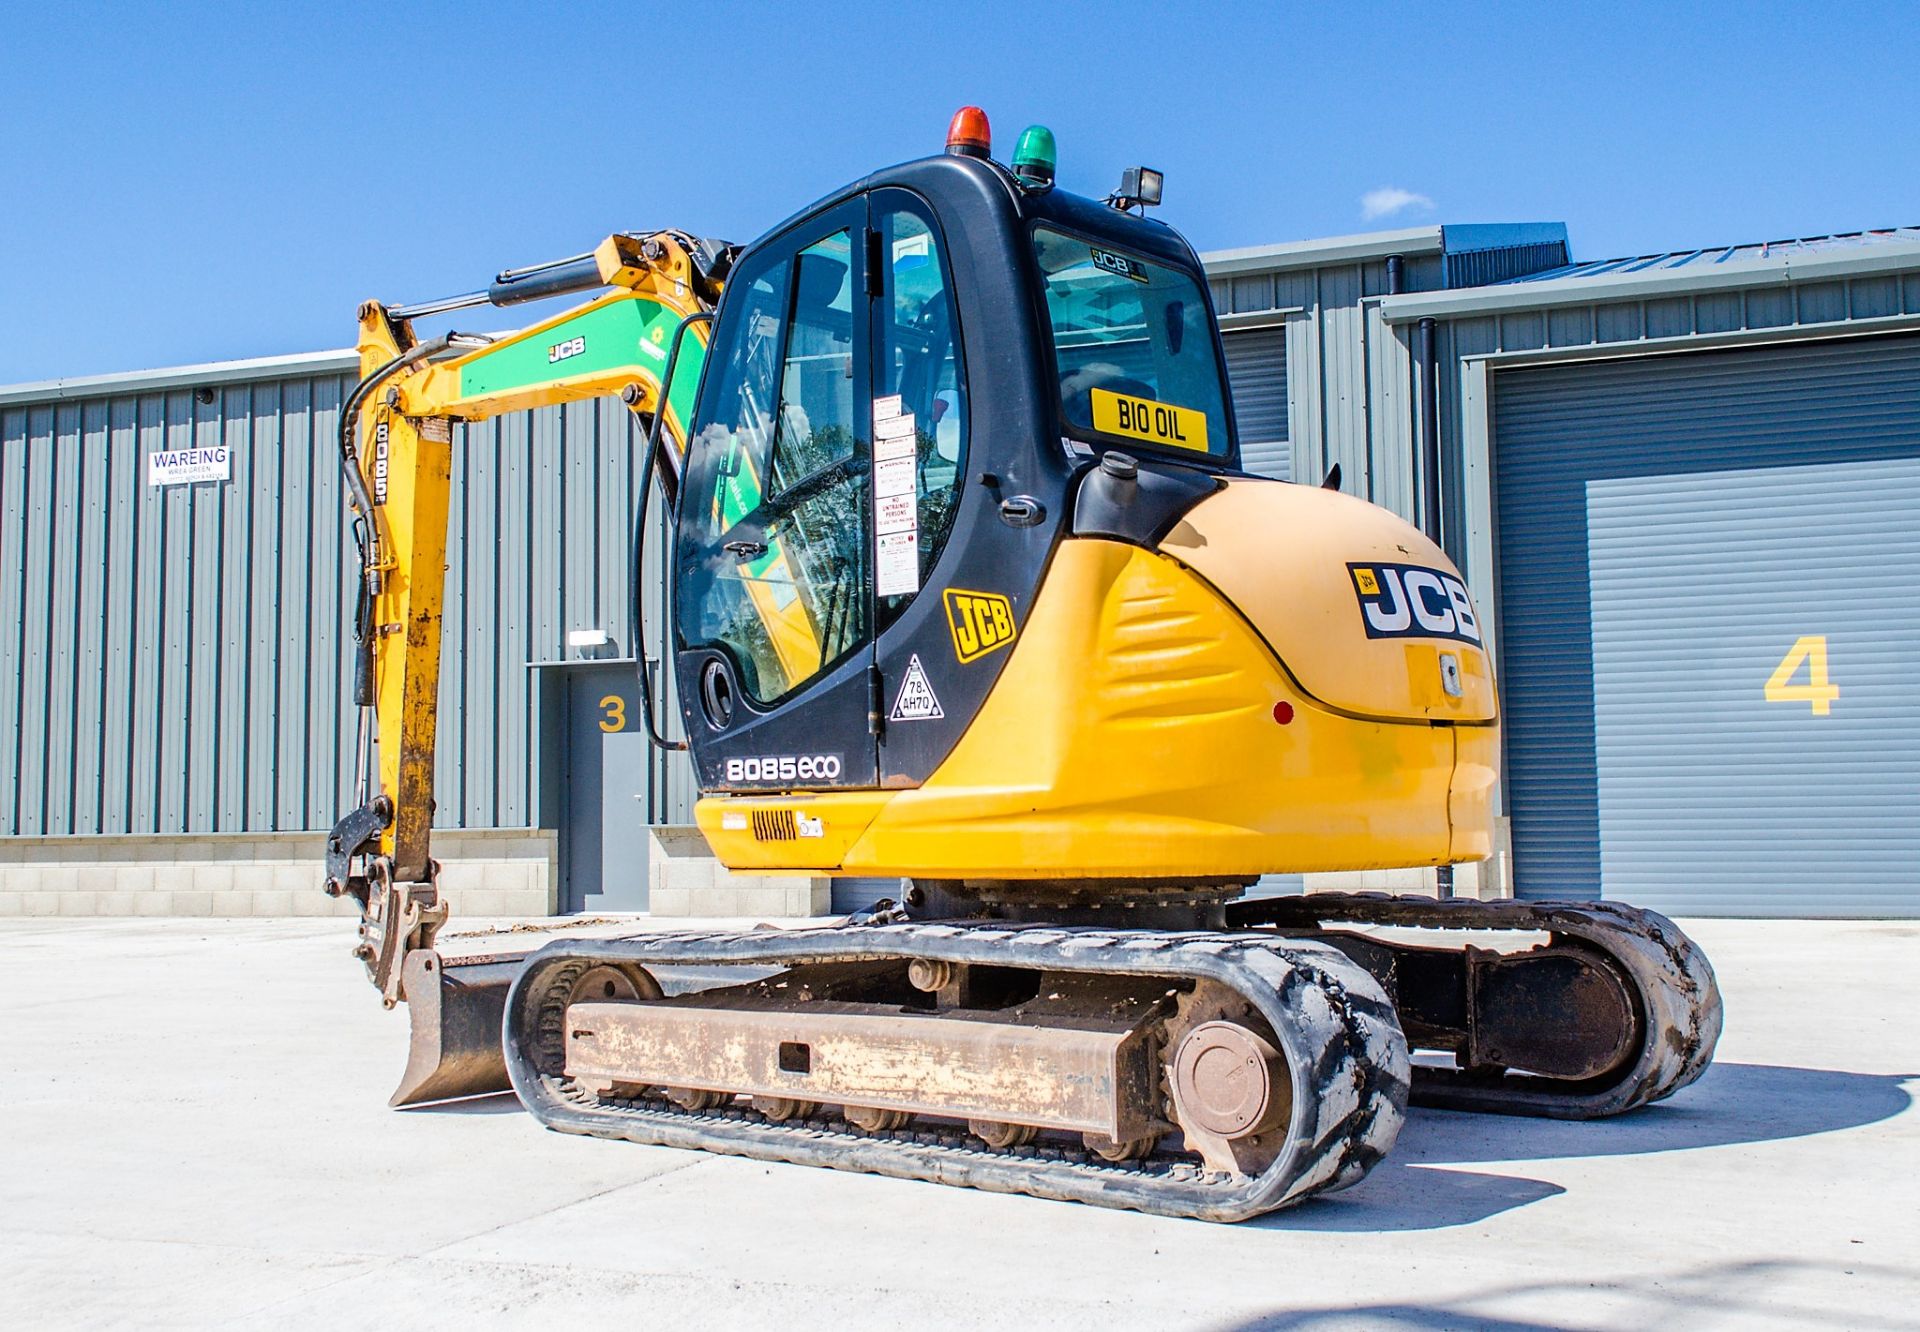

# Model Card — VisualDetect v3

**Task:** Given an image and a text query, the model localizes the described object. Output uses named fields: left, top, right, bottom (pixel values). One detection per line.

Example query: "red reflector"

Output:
left=946, top=106, right=991, bottom=159
left=1272, top=701, right=1295, bottom=725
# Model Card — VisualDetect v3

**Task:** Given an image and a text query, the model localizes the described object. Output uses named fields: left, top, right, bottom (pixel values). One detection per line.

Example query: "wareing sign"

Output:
left=147, top=445, right=231, bottom=487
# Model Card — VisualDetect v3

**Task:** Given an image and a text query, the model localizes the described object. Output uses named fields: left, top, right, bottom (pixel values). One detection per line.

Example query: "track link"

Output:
left=1227, top=893, right=1723, bottom=1118
left=503, top=922, right=1410, bottom=1222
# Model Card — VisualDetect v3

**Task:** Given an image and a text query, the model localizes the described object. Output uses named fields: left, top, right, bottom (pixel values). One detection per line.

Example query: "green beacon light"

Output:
left=1012, top=124, right=1057, bottom=189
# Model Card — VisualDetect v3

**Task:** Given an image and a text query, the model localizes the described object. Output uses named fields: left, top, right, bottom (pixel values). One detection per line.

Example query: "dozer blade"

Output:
left=389, top=949, right=524, bottom=1107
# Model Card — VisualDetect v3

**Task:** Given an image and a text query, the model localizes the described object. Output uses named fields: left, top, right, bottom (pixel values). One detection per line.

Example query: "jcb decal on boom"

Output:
left=548, top=335, right=587, bottom=364
left=944, top=589, right=1017, bottom=663
left=1348, top=562, right=1482, bottom=645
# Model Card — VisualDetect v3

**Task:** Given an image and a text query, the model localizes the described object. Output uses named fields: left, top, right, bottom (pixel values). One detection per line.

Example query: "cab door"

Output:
left=672, top=198, right=880, bottom=791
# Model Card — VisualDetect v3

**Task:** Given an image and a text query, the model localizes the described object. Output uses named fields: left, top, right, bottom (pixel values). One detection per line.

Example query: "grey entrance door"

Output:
left=1492, top=334, right=1920, bottom=917
left=560, top=662, right=656, bottom=912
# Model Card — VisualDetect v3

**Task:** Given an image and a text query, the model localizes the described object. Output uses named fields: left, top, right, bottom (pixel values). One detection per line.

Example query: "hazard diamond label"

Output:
left=889, top=654, right=944, bottom=722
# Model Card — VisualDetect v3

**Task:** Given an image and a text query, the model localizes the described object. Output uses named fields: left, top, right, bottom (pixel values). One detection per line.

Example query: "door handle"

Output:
left=998, top=495, right=1046, bottom=528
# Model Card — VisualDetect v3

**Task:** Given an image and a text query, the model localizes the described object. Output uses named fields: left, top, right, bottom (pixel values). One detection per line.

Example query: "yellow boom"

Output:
left=325, top=230, right=724, bottom=1002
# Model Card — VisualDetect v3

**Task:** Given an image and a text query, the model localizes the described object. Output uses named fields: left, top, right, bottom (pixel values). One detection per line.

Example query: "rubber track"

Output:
left=1226, top=893, right=1724, bottom=1118
left=502, top=923, right=1412, bottom=1222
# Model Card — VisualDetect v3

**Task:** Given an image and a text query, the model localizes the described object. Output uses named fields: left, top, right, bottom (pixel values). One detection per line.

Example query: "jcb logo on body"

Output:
left=1349, top=562, right=1482, bottom=645
left=547, top=335, right=587, bottom=364
left=944, top=588, right=1016, bottom=663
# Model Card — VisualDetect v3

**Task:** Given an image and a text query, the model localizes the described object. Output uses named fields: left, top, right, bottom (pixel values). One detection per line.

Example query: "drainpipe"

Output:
left=1417, top=316, right=1442, bottom=545
left=1385, top=254, right=1405, bottom=295
left=1415, top=313, right=1454, bottom=899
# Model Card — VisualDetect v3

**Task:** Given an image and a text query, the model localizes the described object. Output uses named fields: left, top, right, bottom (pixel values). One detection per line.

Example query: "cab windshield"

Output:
left=1032, top=226, right=1231, bottom=460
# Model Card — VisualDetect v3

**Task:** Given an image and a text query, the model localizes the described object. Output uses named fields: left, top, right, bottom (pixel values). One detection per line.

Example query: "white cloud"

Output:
left=1360, top=187, right=1436, bottom=221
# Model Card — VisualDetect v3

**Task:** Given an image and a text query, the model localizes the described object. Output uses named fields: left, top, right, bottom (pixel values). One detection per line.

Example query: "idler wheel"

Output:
left=968, top=1120, right=1038, bottom=1149
left=571, top=964, right=661, bottom=1004
left=844, top=1106, right=911, bottom=1133
left=566, top=965, right=664, bottom=1100
left=1170, top=1020, right=1291, bottom=1141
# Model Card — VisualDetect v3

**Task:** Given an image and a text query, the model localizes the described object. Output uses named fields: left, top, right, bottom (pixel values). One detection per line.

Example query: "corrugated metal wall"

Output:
left=1443, top=242, right=1569, bottom=289
left=0, top=371, right=677, bottom=836
left=1, top=374, right=358, bottom=835
left=437, top=398, right=678, bottom=830
left=1212, top=254, right=1442, bottom=521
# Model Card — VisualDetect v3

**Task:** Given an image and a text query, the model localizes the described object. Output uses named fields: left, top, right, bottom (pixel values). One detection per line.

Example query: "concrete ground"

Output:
left=3, top=917, right=1915, bottom=1330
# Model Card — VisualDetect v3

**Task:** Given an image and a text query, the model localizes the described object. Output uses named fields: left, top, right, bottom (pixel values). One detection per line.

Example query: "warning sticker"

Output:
left=873, top=454, right=916, bottom=498
left=872, top=394, right=903, bottom=422
left=876, top=530, right=919, bottom=597
left=889, top=654, right=944, bottom=721
left=875, top=411, right=916, bottom=441
left=876, top=492, right=917, bottom=535
left=875, top=433, right=916, bottom=462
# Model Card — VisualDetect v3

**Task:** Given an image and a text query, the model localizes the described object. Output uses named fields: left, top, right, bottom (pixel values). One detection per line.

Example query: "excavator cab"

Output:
left=669, top=148, right=1241, bottom=805
left=327, top=110, right=1720, bottom=1222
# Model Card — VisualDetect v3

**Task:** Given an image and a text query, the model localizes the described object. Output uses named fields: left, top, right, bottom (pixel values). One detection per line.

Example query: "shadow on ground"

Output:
left=411, top=1092, right=524, bottom=1116
left=1260, top=1062, right=1913, bottom=1232
left=1210, top=1258, right=1916, bottom=1330
left=1252, top=1158, right=1567, bottom=1233
left=1400, top=1062, right=1915, bottom=1166
left=401, top=1063, right=1914, bottom=1231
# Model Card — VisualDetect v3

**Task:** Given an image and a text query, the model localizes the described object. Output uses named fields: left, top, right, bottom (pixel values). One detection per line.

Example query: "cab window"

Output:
left=874, top=198, right=967, bottom=621
left=1032, top=226, right=1230, bottom=459
left=676, top=231, right=868, bottom=704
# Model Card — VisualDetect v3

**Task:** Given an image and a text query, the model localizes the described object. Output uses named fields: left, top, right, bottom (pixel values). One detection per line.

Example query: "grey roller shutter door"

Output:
left=1223, top=327, right=1289, bottom=479
left=1493, top=334, right=1920, bottom=917
left=831, top=877, right=904, bottom=915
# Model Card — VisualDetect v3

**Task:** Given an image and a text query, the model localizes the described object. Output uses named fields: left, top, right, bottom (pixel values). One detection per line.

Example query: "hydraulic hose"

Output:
left=628, top=309, right=713, bottom=753
left=337, top=330, right=491, bottom=706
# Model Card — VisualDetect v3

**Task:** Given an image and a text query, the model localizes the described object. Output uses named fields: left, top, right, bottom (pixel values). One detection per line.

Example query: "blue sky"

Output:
left=2, top=0, right=1915, bottom=382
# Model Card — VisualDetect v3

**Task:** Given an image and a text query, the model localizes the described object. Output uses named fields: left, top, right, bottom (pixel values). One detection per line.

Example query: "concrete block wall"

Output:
left=647, top=825, right=831, bottom=918
left=0, top=830, right=555, bottom=917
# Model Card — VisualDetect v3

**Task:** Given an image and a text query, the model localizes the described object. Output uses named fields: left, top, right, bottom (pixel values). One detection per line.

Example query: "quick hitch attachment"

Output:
left=324, top=797, right=446, bottom=1007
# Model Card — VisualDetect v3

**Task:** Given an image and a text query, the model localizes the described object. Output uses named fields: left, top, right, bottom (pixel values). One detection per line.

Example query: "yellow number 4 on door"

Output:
left=1764, top=635, right=1840, bottom=716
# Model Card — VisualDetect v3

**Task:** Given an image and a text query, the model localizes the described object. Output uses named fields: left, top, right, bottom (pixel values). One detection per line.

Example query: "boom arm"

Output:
left=324, top=230, right=726, bottom=1004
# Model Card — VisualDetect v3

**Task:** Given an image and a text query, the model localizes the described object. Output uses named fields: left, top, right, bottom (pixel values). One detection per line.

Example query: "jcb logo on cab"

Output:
left=944, top=589, right=1016, bottom=663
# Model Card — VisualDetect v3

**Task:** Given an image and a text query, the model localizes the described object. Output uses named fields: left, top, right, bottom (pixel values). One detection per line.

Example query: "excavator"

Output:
left=324, top=109, right=1722, bottom=1222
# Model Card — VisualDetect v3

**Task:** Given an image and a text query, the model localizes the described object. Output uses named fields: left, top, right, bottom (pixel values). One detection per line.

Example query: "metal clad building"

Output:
left=0, top=355, right=689, bottom=854
left=0, top=356, right=359, bottom=838
left=4, top=221, right=1918, bottom=919
left=1383, top=229, right=1920, bottom=917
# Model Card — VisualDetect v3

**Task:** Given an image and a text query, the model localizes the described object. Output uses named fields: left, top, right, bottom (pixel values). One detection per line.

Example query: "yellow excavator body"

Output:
left=696, top=480, right=1497, bottom=878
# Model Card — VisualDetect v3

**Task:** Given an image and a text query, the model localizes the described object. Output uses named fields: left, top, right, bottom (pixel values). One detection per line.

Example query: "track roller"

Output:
left=968, top=1120, right=1039, bottom=1149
